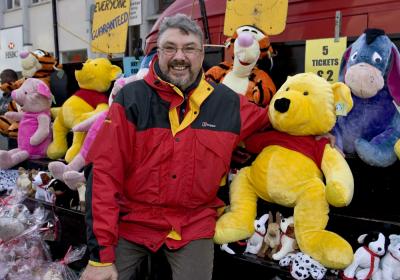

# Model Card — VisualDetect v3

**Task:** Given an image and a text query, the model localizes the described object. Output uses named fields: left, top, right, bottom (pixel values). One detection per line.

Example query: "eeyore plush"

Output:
left=334, top=28, right=400, bottom=167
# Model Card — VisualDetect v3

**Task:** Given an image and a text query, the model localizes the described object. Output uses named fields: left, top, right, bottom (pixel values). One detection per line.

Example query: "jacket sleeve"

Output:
left=85, top=95, right=135, bottom=263
left=238, top=95, right=270, bottom=141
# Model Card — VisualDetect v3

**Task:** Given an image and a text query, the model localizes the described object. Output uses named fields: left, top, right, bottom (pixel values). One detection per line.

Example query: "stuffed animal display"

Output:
left=342, top=232, right=386, bottom=280
left=46, top=58, right=121, bottom=162
left=0, top=78, right=53, bottom=169
left=334, top=28, right=400, bottom=167
left=214, top=73, right=355, bottom=269
left=206, top=25, right=276, bottom=107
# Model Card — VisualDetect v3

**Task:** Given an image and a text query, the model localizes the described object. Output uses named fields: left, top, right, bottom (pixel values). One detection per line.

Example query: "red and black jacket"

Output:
left=85, top=60, right=270, bottom=263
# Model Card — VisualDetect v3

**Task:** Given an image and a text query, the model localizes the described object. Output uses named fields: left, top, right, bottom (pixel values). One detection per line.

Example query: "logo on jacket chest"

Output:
left=202, top=121, right=216, bottom=128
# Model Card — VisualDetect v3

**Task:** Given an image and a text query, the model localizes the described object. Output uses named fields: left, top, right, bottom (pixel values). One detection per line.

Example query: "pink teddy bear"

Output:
left=0, top=78, right=52, bottom=169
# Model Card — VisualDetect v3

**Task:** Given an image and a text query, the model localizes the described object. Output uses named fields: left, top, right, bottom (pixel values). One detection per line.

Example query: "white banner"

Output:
left=129, top=0, right=142, bottom=26
left=0, top=26, right=23, bottom=73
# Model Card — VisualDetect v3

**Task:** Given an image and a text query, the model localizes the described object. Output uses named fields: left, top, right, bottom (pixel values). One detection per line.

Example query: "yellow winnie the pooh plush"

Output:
left=214, top=73, right=355, bottom=269
left=47, top=58, right=121, bottom=162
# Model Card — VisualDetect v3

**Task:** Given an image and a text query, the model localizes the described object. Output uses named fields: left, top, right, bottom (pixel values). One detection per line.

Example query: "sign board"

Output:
left=91, top=0, right=131, bottom=54
left=123, top=56, right=143, bottom=77
left=0, top=26, right=23, bottom=73
left=129, top=0, right=142, bottom=26
left=305, top=37, right=347, bottom=83
left=224, top=0, right=288, bottom=36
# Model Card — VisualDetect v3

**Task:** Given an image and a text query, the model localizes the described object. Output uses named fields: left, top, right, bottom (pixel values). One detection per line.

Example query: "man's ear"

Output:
left=332, top=82, right=353, bottom=116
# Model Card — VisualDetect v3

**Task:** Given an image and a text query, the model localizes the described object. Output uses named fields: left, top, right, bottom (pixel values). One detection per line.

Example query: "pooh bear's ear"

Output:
left=109, top=65, right=122, bottom=81
left=331, top=82, right=353, bottom=116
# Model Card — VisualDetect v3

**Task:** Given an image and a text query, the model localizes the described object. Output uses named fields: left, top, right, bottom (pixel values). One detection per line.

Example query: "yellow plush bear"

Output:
left=47, top=58, right=121, bottom=162
left=214, top=73, right=355, bottom=269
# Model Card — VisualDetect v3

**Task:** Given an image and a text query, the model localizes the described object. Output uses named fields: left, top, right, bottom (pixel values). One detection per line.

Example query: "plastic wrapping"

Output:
left=42, top=245, right=87, bottom=280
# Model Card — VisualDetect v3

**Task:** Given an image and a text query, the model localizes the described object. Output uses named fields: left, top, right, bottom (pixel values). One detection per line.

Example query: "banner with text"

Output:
left=305, top=37, right=347, bottom=83
left=0, top=26, right=23, bottom=73
left=91, top=0, right=131, bottom=54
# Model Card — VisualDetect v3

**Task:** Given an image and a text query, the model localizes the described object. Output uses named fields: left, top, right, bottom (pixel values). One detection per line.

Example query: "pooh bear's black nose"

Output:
left=274, top=98, right=291, bottom=113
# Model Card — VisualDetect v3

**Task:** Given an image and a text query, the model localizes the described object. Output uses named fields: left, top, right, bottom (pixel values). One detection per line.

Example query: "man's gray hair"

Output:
left=157, top=13, right=204, bottom=46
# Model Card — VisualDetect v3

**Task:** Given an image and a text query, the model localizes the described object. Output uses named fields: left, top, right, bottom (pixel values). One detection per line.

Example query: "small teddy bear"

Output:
left=0, top=78, right=53, bottom=169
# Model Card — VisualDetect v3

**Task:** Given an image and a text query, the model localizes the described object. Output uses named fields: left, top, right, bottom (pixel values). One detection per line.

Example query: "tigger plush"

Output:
left=206, top=25, right=276, bottom=107
left=0, top=69, right=23, bottom=138
left=19, top=49, right=61, bottom=86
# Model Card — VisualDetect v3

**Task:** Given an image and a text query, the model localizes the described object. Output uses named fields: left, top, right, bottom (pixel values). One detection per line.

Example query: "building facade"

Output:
left=0, top=0, right=174, bottom=72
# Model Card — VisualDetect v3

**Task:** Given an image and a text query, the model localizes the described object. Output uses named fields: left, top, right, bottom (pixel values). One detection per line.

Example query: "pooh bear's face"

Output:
left=269, top=73, right=352, bottom=136
left=75, top=58, right=122, bottom=92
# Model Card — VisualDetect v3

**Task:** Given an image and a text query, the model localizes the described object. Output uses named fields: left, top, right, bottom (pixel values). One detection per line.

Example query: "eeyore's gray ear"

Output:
left=387, top=43, right=400, bottom=105
left=339, top=46, right=352, bottom=82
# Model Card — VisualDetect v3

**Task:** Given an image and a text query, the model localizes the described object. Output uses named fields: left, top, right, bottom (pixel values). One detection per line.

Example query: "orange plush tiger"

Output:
left=0, top=70, right=24, bottom=138
left=19, top=49, right=61, bottom=86
left=206, top=26, right=276, bottom=107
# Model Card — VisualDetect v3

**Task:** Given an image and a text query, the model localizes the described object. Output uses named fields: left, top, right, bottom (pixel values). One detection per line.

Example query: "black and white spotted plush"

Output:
left=0, top=169, right=18, bottom=193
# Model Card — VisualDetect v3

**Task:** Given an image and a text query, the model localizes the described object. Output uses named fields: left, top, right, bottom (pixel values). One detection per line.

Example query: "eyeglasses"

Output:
left=159, top=46, right=203, bottom=56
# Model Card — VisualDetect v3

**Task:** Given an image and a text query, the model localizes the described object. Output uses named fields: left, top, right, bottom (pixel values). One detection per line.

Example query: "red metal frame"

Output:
left=145, top=0, right=400, bottom=53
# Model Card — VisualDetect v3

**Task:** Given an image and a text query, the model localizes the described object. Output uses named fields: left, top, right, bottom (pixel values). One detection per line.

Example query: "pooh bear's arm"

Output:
left=321, top=145, right=354, bottom=207
left=79, top=103, right=109, bottom=122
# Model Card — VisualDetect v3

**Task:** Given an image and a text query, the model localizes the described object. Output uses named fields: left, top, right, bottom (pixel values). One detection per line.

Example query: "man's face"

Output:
left=157, top=28, right=204, bottom=90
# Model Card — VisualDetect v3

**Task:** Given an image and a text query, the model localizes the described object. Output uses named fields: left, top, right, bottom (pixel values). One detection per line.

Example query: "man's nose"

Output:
left=173, top=48, right=186, bottom=59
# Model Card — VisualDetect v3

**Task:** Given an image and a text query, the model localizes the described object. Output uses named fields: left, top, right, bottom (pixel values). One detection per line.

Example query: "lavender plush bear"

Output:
left=334, top=29, right=400, bottom=167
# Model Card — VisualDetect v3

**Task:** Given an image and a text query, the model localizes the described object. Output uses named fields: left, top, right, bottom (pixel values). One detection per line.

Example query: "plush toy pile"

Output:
left=334, top=28, right=400, bottom=167
left=214, top=73, right=355, bottom=269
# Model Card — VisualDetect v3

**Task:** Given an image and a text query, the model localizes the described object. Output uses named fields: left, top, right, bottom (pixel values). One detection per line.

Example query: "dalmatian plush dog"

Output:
left=343, top=232, right=386, bottom=280
left=279, top=252, right=327, bottom=280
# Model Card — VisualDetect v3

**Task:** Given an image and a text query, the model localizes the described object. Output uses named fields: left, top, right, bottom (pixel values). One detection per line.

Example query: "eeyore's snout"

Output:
left=274, top=98, right=291, bottom=113
left=345, top=62, right=384, bottom=98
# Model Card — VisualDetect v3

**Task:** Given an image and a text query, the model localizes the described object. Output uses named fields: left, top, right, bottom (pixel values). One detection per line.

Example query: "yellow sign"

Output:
left=91, top=0, right=131, bottom=54
left=224, top=0, right=288, bottom=36
left=305, top=37, right=347, bottom=83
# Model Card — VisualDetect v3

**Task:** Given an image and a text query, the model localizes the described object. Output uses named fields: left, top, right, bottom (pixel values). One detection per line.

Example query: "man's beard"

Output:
left=164, top=61, right=195, bottom=90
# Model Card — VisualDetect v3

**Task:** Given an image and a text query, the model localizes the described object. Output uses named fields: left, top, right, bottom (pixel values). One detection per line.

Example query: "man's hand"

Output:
left=80, top=264, right=118, bottom=280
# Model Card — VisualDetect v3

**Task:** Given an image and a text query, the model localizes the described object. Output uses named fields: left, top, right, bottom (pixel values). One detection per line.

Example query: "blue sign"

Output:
left=123, top=56, right=143, bottom=77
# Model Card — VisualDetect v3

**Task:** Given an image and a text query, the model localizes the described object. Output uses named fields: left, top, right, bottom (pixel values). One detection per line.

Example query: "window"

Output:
left=61, top=49, right=88, bottom=64
left=158, top=0, right=175, bottom=12
left=31, top=0, right=50, bottom=4
left=6, top=0, right=20, bottom=10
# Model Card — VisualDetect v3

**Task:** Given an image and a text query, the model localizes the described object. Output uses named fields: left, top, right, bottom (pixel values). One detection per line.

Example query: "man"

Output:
left=80, top=14, right=270, bottom=280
